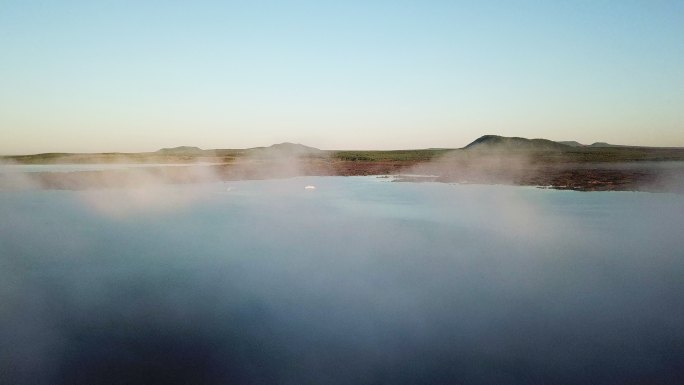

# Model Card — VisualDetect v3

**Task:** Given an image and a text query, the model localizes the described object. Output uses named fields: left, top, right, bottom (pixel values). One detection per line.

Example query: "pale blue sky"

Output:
left=1, top=0, right=683, bottom=154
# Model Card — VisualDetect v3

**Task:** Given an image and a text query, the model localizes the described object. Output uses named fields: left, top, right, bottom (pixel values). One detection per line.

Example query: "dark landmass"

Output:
left=558, top=141, right=584, bottom=147
left=464, top=135, right=570, bottom=151
left=2, top=136, right=684, bottom=193
left=560, top=140, right=646, bottom=148
left=156, top=146, right=206, bottom=155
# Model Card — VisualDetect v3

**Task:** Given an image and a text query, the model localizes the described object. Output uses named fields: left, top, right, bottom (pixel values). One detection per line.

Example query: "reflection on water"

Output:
left=1, top=177, right=683, bottom=384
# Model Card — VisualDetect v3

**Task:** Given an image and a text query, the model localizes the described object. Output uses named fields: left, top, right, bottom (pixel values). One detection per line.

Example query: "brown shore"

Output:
left=2, top=158, right=683, bottom=193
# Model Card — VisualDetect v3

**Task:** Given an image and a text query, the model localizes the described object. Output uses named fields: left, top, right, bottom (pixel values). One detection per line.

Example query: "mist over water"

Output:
left=1, top=177, right=683, bottom=384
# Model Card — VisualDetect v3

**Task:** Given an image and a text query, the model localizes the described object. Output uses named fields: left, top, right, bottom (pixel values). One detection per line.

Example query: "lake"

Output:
left=1, top=176, right=683, bottom=384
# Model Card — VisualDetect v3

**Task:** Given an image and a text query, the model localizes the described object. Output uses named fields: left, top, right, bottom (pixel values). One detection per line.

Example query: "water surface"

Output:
left=1, top=177, right=683, bottom=384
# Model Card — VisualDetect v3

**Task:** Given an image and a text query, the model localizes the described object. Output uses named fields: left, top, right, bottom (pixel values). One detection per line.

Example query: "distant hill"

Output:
left=155, top=146, right=207, bottom=155
left=589, top=142, right=622, bottom=148
left=464, top=135, right=570, bottom=151
left=247, top=142, right=324, bottom=157
left=154, top=143, right=324, bottom=157
left=558, top=141, right=624, bottom=148
left=268, top=142, right=322, bottom=153
left=558, top=141, right=584, bottom=147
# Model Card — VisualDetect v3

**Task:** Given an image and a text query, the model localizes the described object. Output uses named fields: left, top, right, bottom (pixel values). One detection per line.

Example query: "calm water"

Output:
left=1, top=176, right=683, bottom=384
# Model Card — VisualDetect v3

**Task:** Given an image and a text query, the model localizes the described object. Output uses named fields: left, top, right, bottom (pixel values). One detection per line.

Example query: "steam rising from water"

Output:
left=1, top=177, right=684, bottom=384
left=412, top=148, right=539, bottom=185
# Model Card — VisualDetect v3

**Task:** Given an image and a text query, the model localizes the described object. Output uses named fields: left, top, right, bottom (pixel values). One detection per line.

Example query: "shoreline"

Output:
left=1, top=159, right=683, bottom=193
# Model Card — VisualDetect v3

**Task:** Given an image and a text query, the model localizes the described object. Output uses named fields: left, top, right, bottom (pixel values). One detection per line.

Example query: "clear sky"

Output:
left=1, top=0, right=683, bottom=154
